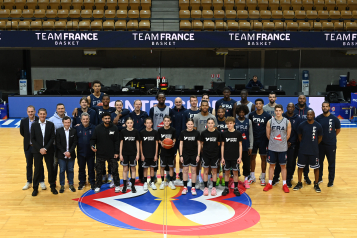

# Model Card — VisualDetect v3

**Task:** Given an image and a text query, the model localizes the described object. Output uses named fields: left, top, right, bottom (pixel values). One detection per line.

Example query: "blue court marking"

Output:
left=0, top=119, right=21, bottom=128
left=117, top=191, right=162, bottom=214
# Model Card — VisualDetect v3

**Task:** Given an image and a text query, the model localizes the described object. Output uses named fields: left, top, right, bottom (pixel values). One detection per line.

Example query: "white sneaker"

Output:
left=115, top=186, right=121, bottom=193
left=109, top=181, right=115, bottom=188
left=39, top=182, right=47, bottom=190
left=160, top=182, right=165, bottom=190
left=195, top=182, right=200, bottom=190
left=143, top=182, right=148, bottom=191
left=259, top=174, right=265, bottom=180
left=94, top=187, right=100, bottom=193
left=127, top=181, right=132, bottom=187
left=260, top=178, right=266, bottom=186
left=208, top=180, right=213, bottom=189
left=151, top=182, right=157, bottom=190
left=107, top=174, right=113, bottom=183
left=168, top=181, right=176, bottom=190
left=248, top=176, right=256, bottom=184
left=22, top=182, right=31, bottom=190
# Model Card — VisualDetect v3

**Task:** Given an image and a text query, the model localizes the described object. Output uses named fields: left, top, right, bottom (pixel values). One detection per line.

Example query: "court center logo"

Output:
left=75, top=182, right=260, bottom=235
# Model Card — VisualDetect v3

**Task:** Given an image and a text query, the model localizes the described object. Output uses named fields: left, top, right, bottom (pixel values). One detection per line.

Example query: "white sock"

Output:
left=180, top=168, right=183, bottom=172
left=208, top=175, right=212, bottom=181
left=283, top=180, right=286, bottom=185
left=261, top=173, right=266, bottom=179
left=269, top=180, right=272, bottom=185
left=245, top=177, right=248, bottom=181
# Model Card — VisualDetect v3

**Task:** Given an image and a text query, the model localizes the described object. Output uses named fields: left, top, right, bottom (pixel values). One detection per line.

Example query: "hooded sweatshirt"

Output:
left=294, top=103, right=313, bottom=121
left=48, top=111, right=69, bottom=132
left=282, top=112, right=301, bottom=145
left=172, top=105, right=187, bottom=139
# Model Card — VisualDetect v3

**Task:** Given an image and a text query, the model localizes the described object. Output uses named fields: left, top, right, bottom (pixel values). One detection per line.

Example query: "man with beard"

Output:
left=94, top=95, right=116, bottom=125
left=273, top=103, right=301, bottom=188
left=294, top=95, right=314, bottom=185
left=294, top=110, right=323, bottom=193
left=263, top=92, right=277, bottom=117
left=215, top=87, right=237, bottom=118
left=233, top=89, right=255, bottom=119
left=316, top=102, right=341, bottom=187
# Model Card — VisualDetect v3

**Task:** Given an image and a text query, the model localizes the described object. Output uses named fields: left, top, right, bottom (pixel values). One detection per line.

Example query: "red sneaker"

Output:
left=263, top=184, right=273, bottom=191
left=282, top=184, right=290, bottom=193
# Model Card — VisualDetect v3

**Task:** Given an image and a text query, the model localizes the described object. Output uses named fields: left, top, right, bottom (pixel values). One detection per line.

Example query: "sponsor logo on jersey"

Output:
left=161, top=134, right=172, bottom=139
left=109, top=131, right=115, bottom=135
left=312, top=126, right=316, bottom=141
left=143, top=136, right=155, bottom=141
left=205, top=137, right=217, bottom=142
left=329, top=119, right=333, bottom=133
left=242, top=133, right=247, bottom=140
left=274, top=134, right=282, bottom=141
left=124, top=137, right=136, bottom=141
left=184, top=136, right=196, bottom=141
left=226, top=138, right=237, bottom=142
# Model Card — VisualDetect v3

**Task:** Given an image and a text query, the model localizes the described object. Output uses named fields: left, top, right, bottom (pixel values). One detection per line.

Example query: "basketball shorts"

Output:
left=267, top=151, right=287, bottom=165
left=160, top=155, right=175, bottom=168
left=142, top=157, right=157, bottom=168
left=201, top=157, right=220, bottom=169
left=121, top=155, right=137, bottom=167
left=297, top=152, right=320, bottom=169
left=223, top=160, right=239, bottom=171
left=183, top=155, right=199, bottom=167
left=252, top=139, right=268, bottom=155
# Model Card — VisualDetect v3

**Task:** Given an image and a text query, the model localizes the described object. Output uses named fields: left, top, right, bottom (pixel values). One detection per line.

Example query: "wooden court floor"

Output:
left=0, top=127, right=356, bottom=238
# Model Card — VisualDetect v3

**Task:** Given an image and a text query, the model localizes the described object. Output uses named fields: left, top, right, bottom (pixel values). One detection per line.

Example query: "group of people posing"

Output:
left=20, top=80, right=340, bottom=197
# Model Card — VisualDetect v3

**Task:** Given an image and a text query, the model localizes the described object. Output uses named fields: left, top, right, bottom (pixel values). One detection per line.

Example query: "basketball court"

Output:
left=1, top=124, right=356, bottom=238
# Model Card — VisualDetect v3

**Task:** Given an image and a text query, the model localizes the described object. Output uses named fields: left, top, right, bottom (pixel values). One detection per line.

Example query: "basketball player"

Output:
left=263, top=92, right=277, bottom=117
left=201, top=93, right=215, bottom=115
left=72, top=80, right=106, bottom=117
left=248, top=99, right=272, bottom=185
left=294, top=110, right=323, bottom=193
left=140, top=117, right=159, bottom=191
left=180, top=118, right=201, bottom=195
left=158, top=116, right=176, bottom=190
left=316, top=101, right=341, bottom=187
left=294, top=95, right=314, bottom=185
left=221, top=117, right=243, bottom=197
left=171, top=97, right=186, bottom=181
left=182, top=95, right=200, bottom=130
left=233, top=89, right=255, bottom=119
left=120, top=117, right=141, bottom=193
left=20, top=106, right=46, bottom=190
left=94, top=95, right=115, bottom=125
left=112, top=100, right=130, bottom=131
left=215, top=87, right=237, bottom=117
left=72, top=97, right=98, bottom=127
left=263, top=104, right=291, bottom=193
left=90, top=112, right=120, bottom=194
left=201, top=118, right=221, bottom=196
left=216, top=107, right=228, bottom=133
left=235, top=105, right=253, bottom=189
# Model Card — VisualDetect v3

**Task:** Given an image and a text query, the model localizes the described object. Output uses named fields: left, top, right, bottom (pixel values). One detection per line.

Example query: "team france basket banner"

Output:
left=8, top=95, right=325, bottom=118
left=0, top=32, right=357, bottom=48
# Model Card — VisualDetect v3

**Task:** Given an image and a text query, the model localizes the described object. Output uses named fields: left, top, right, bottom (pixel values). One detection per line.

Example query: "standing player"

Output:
left=119, top=117, right=141, bottom=193
left=201, top=93, right=215, bottom=115
left=221, top=117, right=243, bottom=197
left=171, top=97, right=186, bottom=181
left=316, top=102, right=341, bottom=187
left=112, top=100, right=130, bottom=132
left=158, top=116, right=176, bottom=190
left=233, top=89, right=255, bottom=119
left=94, top=95, right=116, bottom=125
left=201, top=118, right=221, bottom=196
left=182, top=95, right=200, bottom=130
left=215, top=87, right=237, bottom=117
left=72, top=97, right=98, bottom=127
left=180, top=118, right=201, bottom=195
left=248, top=99, right=272, bottom=185
left=235, top=105, right=253, bottom=189
left=263, top=105, right=291, bottom=193
left=294, top=110, right=323, bottom=193
left=140, top=118, right=159, bottom=191
left=263, top=92, right=277, bottom=117
left=216, top=107, right=228, bottom=133
left=90, top=112, right=120, bottom=194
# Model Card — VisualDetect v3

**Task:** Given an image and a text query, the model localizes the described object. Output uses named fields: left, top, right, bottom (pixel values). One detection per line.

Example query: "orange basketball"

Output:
left=162, top=138, right=173, bottom=149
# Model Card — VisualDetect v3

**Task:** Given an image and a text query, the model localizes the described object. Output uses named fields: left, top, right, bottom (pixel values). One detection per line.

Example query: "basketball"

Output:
left=162, top=138, right=173, bottom=149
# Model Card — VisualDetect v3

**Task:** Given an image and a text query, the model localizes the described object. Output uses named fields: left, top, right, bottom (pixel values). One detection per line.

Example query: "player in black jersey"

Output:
left=119, top=118, right=141, bottom=193
left=140, top=117, right=159, bottom=191
left=201, top=118, right=221, bottom=196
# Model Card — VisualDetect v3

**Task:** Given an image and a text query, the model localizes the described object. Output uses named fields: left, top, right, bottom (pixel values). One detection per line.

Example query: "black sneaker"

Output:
left=318, top=179, right=323, bottom=184
left=122, top=186, right=127, bottom=193
left=32, top=189, right=38, bottom=196
left=59, top=186, right=65, bottom=193
left=304, top=177, right=312, bottom=185
left=272, top=179, right=279, bottom=186
left=91, top=183, right=96, bottom=190
left=234, top=187, right=241, bottom=196
left=287, top=181, right=292, bottom=188
left=179, top=172, right=183, bottom=181
left=222, top=187, right=229, bottom=196
left=314, top=182, right=321, bottom=193
left=131, top=186, right=137, bottom=193
left=78, top=184, right=85, bottom=190
left=69, top=185, right=76, bottom=192
left=327, top=182, right=334, bottom=187
left=293, top=182, right=303, bottom=191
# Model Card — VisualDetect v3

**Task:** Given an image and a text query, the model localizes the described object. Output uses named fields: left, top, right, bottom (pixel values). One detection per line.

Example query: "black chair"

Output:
left=212, top=82, right=225, bottom=91
left=194, top=85, right=204, bottom=90
left=46, top=80, right=61, bottom=91
left=76, top=82, right=89, bottom=91
left=235, top=84, right=245, bottom=90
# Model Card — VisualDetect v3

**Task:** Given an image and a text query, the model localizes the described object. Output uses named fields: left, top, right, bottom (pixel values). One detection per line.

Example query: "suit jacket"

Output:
left=31, top=120, right=56, bottom=154
left=20, top=116, right=39, bottom=150
left=55, top=127, right=77, bottom=160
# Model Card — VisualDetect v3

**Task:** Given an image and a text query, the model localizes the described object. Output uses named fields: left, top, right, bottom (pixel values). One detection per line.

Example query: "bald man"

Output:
left=171, top=97, right=187, bottom=181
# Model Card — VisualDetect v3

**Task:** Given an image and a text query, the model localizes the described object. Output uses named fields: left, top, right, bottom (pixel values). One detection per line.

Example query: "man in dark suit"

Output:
left=56, top=116, right=78, bottom=193
left=31, top=108, right=58, bottom=196
left=20, top=105, right=46, bottom=190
